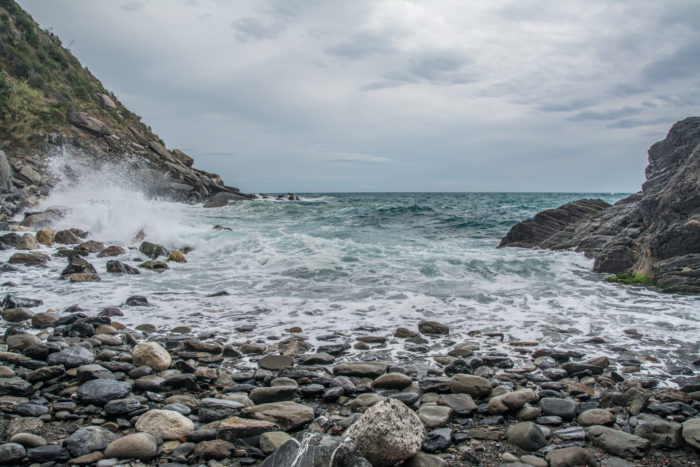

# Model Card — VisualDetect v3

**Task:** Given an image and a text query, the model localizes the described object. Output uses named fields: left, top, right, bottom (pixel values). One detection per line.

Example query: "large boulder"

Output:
left=68, top=112, right=111, bottom=136
left=344, top=398, right=425, bottom=466
left=500, top=117, right=700, bottom=293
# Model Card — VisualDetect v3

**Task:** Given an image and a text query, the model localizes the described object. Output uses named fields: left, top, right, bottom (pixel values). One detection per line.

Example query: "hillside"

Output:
left=0, top=0, right=244, bottom=210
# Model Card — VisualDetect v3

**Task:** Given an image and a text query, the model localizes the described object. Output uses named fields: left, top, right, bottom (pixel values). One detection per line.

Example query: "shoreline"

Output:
left=0, top=213, right=699, bottom=465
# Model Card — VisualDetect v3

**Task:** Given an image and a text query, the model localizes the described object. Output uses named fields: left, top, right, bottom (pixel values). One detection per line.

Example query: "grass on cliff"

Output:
left=604, top=273, right=656, bottom=287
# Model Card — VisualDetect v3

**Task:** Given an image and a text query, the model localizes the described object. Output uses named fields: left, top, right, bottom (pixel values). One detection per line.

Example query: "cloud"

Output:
left=537, top=98, right=599, bottom=113
left=642, top=37, right=700, bottom=84
left=231, top=16, right=283, bottom=42
left=569, top=106, right=643, bottom=122
left=120, top=1, right=144, bottom=12
left=324, top=32, right=395, bottom=60
left=324, top=152, right=391, bottom=165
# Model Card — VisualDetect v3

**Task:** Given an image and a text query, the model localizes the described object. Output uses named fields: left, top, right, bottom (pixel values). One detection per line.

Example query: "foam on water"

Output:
left=2, top=152, right=698, bottom=380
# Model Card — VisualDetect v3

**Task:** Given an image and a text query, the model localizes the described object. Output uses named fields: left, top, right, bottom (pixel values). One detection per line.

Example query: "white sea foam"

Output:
left=1, top=151, right=697, bottom=379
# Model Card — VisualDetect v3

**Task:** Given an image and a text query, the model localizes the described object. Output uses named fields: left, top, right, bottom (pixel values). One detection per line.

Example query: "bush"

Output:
left=0, top=80, right=48, bottom=147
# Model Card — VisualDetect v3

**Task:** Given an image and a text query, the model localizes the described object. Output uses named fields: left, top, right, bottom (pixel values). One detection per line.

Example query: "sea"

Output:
left=2, top=155, right=698, bottom=382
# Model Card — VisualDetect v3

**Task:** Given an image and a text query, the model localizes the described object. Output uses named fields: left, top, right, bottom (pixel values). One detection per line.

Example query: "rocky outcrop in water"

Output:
left=500, top=117, right=700, bottom=293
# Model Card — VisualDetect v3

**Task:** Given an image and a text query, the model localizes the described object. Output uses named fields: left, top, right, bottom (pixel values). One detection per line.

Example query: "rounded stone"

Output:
left=373, top=372, right=413, bottom=389
left=8, top=433, right=46, bottom=448
left=104, top=433, right=158, bottom=460
left=77, top=379, right=132, bottom=405
left=132, top=342, right=171, bottom=372
left=135, top=409, right=195, bottom=440
left=0, top=443, right=26, bottom=464
left=450, top=374, right=492, bottom=398
left=577, top=408, right=616, bottom=426
left=345, top=398, right=426, bottom=466
left=506, top=422, right=547, bottom=451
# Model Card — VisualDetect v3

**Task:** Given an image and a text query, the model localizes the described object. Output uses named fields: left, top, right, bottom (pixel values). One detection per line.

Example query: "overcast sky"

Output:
left=18, top=0, right=700, bottom=193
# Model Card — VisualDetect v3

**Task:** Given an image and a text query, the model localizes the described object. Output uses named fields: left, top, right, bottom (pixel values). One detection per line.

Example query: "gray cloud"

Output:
left=569, top=107, right=643, bottom=122
left=538, top=98, right=599, bottom=113
left=325, top=32, right=395, bottom=60
left=231, top=16, right=283, bottom=42
left=643, top=37, right=700, bottom=84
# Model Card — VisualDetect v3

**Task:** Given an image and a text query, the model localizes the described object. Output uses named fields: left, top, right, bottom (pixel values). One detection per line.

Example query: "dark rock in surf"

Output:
left=500, top=117, right=700, bottom=293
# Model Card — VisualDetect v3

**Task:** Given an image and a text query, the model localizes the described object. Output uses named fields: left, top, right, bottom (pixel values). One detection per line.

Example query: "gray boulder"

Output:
left=63, top=426, right=118, bottom=457
left=505, top=421, right=547, bottom=451
left=69, top=112, right=111, bottom=136
left=77, top=379, right=132, bottom=405
left=634, top=416, right=683, bottom=448
left=344, top=398, right=425, bottom=466
left=0, top=149, right=13, bottom=193
left=682, top=417, right=700, bottom=449
left=47, top=346, right=94, bottom=368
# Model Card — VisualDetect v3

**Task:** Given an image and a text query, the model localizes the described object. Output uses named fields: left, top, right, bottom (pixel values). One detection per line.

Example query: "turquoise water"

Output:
left=3, top=160, right=699, bottom=379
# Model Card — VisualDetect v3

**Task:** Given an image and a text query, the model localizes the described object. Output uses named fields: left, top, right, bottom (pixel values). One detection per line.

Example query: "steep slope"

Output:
left=0, top=0, right=246, bottom=207
left=500, top=117, right=700, bottom=293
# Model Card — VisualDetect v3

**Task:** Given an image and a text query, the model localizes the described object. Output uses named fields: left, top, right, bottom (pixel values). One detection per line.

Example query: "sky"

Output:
left=17, top=0, right=700, bottom=193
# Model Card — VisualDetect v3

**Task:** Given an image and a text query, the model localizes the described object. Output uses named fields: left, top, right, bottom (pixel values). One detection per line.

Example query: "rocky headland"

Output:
left=500, top=117, right=700, bottom=294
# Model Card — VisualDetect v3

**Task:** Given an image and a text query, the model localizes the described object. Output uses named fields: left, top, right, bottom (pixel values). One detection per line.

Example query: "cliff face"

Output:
left=0, top=0, right=244, bottom=206
left=500, top=117, right=700, bottom=293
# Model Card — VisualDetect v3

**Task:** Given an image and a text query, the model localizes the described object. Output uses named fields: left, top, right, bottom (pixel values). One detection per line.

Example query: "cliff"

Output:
left=500, top=117, right=700, bottom=293
left=0, top=0, right=247, bottom=210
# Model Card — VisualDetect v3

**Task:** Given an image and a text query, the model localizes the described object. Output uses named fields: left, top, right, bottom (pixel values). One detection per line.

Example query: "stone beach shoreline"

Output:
left=0, top=212, right=699, bottom=466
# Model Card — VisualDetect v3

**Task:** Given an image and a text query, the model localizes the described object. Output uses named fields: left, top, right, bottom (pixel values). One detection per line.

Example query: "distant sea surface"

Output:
left=4, top=175, right=699, bottom=379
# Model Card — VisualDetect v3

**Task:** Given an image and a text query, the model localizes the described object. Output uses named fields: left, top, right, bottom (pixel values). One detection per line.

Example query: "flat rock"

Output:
left=77, top=379, right=132, bottom=405
left=634, top=417, right=683, bottom=449
left=198, top=398, right=245, bottom=423
left=540, top=397, right=577, bottom=420
left=47, top=346, right=94, bottom=368
left=418, top=320, right=449, bottom=335
left=0, top=443, right=26, bottom=464
left=259, top=431, right=292, bottom=454
left=241, top=401, right=314, bottom=431
left=250, top=385, right=297, bottom=404
left=373, top=372, right=413, bottom=389
left=681, top=417, right=700, bottom=449
left=333, top=361, right=388, bottom=378
left=488, top=389, right=537, bottom=414
left=258, top=354, right=294, bottom=370
left=585, top=425, right=649, bottom=458
left=217, top=416, right=280, bottom=441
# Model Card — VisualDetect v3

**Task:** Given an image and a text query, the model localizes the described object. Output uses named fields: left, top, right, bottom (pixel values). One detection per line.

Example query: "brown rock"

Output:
left=36, top=227, right=55, bottom=246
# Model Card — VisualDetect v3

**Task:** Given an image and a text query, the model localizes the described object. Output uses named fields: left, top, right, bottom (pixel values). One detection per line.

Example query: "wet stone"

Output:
left=423, top=427, right=453, bottom=453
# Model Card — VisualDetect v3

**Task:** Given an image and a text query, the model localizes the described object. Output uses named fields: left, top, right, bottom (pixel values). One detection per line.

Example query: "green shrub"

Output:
left=0, top=80, right=48, bottom=147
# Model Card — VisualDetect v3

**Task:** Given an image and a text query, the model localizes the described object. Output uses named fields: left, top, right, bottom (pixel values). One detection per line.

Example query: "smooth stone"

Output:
left=132, top=342, right=171, bottom=371
left=12, top=402, right=49, bottom=417
left=135, top=409, right=195, bottom=440
left=520, top=455, right=549, bottom=467
left=296, top=352, right=335, bottom=365
left=8, top=433, right=46, bottom=448
left=585, top=425, right=649, bottom=458
left=682, top=417, right=700, bottom=449
left=345, top=398, right=425, bottom=467
left=68, top=451, right=104, bottom=465
left=259, top=431, right=292, bottom=454
left=450, top=374, right=492, bottom=398
left=505, top=422, right=547, bottom=451
left=540, top=397, right=577, bottom=420
left=418, top=405, right=453, bottom=428
left=577, top=408, right=616, bottom=426
left=259, top=432, right=369, bottom=467
left=6, top=334, right=40, bottom=350
left=546, top=447, right=597, bottom=467
left=436, top=393, right=476, bottom=416
left=250, top=385, right=297, bottom=404
left=241, top=401, right=314, bottom=431
left=1, top=308, right=34, bottom=322
left=373, top=372, right=413, bottom=389
left=0, top=376, right=32, bottom=395
left=333, top=361, right=388, bottom=378
left=516, top=405, right=542, bottom=421
left=104, top=433, right=157, bottom=460
left=64, top=426, right=119, bottom=457
left=26, top=444, right=71, bottom=462
left=77, top=379, right=132, bottom=405
left=488, top=389, right=538, bottom=414
left=258, top=354, right=294, bottom=370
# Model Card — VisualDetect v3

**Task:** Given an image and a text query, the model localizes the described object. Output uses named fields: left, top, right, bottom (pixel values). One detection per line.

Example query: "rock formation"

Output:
left=0, top=1, right=251, bottom=210
left=500, top=117, right=700, bottom=293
